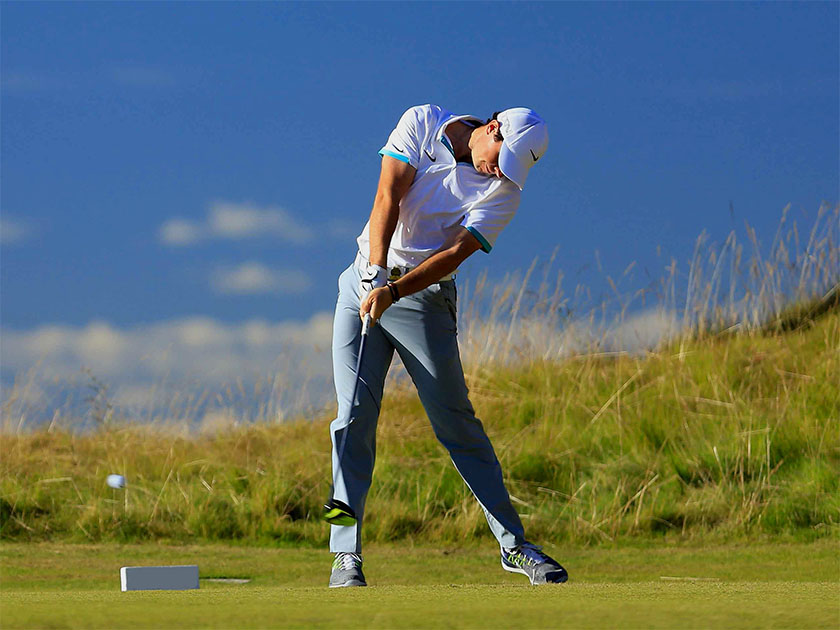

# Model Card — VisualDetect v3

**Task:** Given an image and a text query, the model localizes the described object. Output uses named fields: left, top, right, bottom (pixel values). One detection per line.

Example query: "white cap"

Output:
left=497, top=108, right=548, bottom=190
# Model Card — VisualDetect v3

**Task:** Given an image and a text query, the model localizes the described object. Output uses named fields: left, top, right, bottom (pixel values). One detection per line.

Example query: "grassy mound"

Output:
left=2, top=304, right=837, bottom=546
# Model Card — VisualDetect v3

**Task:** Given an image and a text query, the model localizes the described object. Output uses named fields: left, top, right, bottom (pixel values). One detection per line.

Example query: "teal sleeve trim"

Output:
left=466, top=226, right=492, bottom=253
left=379, top=149, right=411, bottom=164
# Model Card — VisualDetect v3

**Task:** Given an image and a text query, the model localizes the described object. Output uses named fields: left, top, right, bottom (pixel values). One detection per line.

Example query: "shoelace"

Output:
left=333, top=552, right=362, bottom=571
left=507, top=543, right=549, bottom=566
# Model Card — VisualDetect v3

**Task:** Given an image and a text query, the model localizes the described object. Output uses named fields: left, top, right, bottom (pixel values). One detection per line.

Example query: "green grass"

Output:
left=2, top=209, right=838, bottom=547
left=2, top=310, right=837, bottom=546
left=1, top=541, right=838, bottom=628
left=1, top=211, right=838, bottom=627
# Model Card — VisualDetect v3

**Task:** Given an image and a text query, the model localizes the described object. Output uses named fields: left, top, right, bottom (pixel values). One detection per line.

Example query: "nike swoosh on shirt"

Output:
left=530, top=149, right=540, bottom=162
left=393, top=145, right=405, bottom=153
left=424, top=149, right=436, bottom=162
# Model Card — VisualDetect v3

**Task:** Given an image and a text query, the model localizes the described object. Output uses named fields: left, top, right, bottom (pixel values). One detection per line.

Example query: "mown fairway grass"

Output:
left=1, top=541, right=838, bottom=629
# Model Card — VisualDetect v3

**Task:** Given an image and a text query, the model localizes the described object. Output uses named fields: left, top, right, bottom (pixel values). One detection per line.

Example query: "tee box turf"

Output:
left=120, top=565, right=199, bottom=591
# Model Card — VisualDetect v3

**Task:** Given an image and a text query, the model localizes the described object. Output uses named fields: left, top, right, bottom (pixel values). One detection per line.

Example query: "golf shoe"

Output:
left=501, top=543, right=568, bottom=585
left=329, top=552, right=366, bottom=588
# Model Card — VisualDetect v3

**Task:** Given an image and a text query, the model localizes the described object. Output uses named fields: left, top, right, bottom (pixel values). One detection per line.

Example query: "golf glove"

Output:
left=360, top=263, right=388, bottom=297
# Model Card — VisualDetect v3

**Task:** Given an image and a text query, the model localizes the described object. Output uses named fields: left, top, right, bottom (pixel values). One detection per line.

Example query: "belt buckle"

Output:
left=388, top=267, right=402, bottom=282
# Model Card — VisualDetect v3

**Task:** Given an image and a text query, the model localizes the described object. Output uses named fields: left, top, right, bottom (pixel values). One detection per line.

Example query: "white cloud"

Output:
left=159, top=218, right=204, bottom=245
left=209, top=202, right=314, bottom=243
left=0, top=300, right=685, bottom=429
left=458, top=307, right=680, bottom=367
left=2, top=308, right=678, bottom=392
left=0, top=216, right=30, bottom=245
left=2, top=313, right=333, bottom=382
left=159, top=201, right=314, bottom=246
left=600, top=308, right=680, bottom=351
left=212, top=263, right=312, bottom=295
left=1, top=313, right=336, bottom=425
left=111, top=384, right=159, bottom=411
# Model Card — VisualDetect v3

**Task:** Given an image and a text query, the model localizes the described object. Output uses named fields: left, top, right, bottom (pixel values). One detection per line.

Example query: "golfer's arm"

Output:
left=368, top=156, right=416, bottom=267
left=391, top=227, right=482, bottom=297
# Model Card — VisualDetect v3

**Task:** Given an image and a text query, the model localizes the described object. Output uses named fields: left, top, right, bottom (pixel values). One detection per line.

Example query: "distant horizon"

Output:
left=4, top=203, right=837, bottom=429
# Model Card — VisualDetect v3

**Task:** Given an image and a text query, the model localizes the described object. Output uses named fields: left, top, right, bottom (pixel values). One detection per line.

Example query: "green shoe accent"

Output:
left=323, top=508, right=356, bottom=526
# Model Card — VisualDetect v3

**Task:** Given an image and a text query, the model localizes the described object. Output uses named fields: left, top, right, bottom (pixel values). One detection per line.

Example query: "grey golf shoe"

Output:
left=501, top=543, right=568, bottom=585
left=329, top=552, right=366, bottom=588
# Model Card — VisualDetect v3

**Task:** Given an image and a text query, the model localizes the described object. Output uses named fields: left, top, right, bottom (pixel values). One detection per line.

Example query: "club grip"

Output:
left=361, top=313, right=371, bottom=337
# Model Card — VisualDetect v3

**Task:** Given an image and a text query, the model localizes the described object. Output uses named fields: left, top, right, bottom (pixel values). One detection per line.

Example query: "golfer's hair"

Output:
left=487, top=111, right=504, bottom=141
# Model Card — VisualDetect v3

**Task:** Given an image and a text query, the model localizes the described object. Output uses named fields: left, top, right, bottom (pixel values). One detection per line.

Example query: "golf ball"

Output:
left=107, top=474, right=126, bottom=489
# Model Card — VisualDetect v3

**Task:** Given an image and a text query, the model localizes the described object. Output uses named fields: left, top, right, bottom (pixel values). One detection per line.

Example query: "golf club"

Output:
left=323, top=312, right=372, bottom=526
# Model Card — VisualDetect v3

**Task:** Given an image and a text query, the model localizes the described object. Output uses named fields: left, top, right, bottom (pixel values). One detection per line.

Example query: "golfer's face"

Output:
left=472, top=124, right=505, bottom=179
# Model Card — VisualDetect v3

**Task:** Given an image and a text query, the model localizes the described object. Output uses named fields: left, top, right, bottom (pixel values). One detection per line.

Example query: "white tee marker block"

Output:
left=120, top=565, right=199, bottom=591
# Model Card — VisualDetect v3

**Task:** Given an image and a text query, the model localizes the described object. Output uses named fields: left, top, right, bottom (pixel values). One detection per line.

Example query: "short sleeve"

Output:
left=379, top=106, right=427, bottom=169
left=460, top=183, right=521, bottom=253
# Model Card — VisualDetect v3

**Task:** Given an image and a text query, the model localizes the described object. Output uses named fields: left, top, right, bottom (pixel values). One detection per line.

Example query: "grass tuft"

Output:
left=1, top=207, right=837, bottom=546
left=1, top=309, right=837, bottom=545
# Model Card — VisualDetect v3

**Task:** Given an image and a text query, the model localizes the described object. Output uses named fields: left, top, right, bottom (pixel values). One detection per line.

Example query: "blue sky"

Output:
left=1, top=2, right=837, bottom=422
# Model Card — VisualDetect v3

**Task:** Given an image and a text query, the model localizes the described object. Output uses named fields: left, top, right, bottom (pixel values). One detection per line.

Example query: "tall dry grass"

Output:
left=457, top=204, right=839, bottom=369
left=1, top=206, right=837, bottom=545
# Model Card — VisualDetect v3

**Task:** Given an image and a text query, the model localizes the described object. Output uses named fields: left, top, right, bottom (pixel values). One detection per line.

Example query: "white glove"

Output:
left=360, top=263, right=388, bottom=297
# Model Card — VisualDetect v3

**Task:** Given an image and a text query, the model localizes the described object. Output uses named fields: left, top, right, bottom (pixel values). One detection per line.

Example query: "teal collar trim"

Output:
left=439, top=135, right=455, bottom=158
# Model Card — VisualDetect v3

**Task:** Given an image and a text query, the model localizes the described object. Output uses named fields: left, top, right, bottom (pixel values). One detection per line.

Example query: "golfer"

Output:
left=329, top=104, right=568, bottom=587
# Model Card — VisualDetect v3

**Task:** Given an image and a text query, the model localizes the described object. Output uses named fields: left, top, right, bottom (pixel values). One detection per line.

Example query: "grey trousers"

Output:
left=329, top=258, right=526, bottom=553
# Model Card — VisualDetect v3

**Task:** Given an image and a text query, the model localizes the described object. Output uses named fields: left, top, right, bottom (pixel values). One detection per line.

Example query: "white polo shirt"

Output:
left=356, top=104, right=521, bottom=269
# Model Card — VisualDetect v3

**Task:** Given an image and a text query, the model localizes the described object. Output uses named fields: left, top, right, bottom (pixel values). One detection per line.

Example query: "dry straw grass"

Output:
left=1, top=206, right=838, bottom=544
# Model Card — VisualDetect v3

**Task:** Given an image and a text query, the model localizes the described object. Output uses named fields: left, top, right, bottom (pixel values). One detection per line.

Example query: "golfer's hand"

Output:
left=360, top=286, right=393, bottom=323
left=360, top=262, right=388, bottom=298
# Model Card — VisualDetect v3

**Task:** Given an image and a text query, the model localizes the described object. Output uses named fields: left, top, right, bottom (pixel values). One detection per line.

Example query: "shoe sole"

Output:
left=501, top=559, right=568, bottom=585
left=329, top=579, right=367, bottom=588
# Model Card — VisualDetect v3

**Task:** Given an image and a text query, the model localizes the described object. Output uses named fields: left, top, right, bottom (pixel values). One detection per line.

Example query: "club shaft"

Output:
left=331, top=314, right=371, bottom=492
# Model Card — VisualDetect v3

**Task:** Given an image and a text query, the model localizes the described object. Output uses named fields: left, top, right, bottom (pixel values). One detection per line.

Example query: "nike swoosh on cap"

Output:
left=530, top=149, right=540, bottom=162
